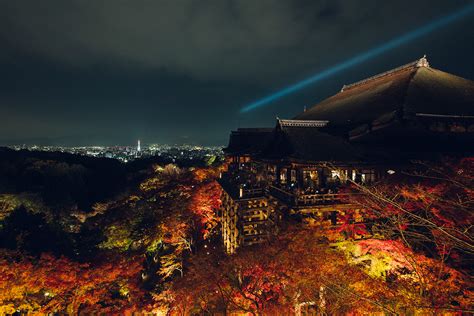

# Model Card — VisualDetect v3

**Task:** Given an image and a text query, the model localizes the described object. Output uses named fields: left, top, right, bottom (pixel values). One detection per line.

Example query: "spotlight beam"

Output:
left=240, top=4, right=474, bottom=113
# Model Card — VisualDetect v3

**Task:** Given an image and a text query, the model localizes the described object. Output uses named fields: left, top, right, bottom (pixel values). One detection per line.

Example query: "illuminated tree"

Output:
left=346, top=159, right=473, bottom=261
left=188, top=181, right=221, bottom=240
left=0, top=250, right=145, bottom=314
left=167, top=227, right=405, bottom=315
left=336, top=158, right=474, bottom=313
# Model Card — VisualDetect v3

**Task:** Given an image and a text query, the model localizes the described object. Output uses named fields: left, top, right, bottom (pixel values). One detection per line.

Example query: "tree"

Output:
left=167, top=227, right=405, bottom=315
left=335, top=158, right=474, bottom=314
left=0, top=250, right=146, bottom=314
left=188, top=181, right=221, bottom=240
left=349, top=159, right=473, bottom=257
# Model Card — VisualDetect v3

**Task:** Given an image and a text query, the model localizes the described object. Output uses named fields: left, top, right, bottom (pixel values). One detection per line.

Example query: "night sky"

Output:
left=1, top=1, right=473, bottom=146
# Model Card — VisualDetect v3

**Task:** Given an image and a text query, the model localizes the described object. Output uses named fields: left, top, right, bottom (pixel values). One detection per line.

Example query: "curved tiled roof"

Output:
left=224, top=57, right=474, bottom=162
left=224, top=128, right=273, bottom=155
left=261, top=124, right=367, bottom=162
left=294, top=58, right=474, bottom=136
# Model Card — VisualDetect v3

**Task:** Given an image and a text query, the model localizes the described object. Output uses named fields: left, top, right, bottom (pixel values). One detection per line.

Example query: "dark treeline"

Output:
left=0, top=147, right=219, bottom=260
left=0, top=147, right=126, bottom=210
left=0, top=147, right=214, bottom=210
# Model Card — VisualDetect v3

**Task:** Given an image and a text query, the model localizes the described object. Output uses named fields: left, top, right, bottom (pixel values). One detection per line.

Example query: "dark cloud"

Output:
left=0, top=0, right=473, bottom=145
left=1, top=0, right=471, bottom=81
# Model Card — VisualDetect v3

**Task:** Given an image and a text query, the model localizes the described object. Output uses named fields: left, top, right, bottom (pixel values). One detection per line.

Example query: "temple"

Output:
left=218, top=56, right=474, bottom=254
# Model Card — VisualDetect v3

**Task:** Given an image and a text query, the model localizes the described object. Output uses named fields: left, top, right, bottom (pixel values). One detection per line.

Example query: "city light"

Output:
left=7, top=144, right=224, bottom=164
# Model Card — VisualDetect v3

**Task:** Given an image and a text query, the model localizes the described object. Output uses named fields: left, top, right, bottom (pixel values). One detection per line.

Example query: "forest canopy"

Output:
left=0, top=149, right=472, bottom=315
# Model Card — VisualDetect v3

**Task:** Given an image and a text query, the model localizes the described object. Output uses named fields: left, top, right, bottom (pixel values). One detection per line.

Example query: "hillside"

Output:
left=0, top=150, right=472, bottom=314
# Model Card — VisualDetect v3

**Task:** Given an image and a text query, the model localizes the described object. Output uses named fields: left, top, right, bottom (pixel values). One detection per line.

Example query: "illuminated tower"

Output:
left=137, top=139, right=141, bottom=152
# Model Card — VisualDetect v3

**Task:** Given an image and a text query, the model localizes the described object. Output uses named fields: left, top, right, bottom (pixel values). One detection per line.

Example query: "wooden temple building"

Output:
left=218, top=56, right=474, bottom=254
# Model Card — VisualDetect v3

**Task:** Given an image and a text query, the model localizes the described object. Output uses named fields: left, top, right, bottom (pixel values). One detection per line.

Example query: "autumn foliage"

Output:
left=350, top=158, right=474, bottom=263
left=0, top=158, right=472, bottom=315
left=0, top=251, right=144, bottom=314
left=164, top=225, right=472, bottom=315
left=0, top=163, right=223, bottom=314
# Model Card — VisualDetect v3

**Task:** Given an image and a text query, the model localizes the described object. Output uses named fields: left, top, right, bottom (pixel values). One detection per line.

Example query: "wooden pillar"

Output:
left=319, top=168, right=326, bottom=187
left=275, top=165, right=281, bottom=185
left=297, top=168, right=304, bottom=188
left=287, top=168, right=292, bottom=184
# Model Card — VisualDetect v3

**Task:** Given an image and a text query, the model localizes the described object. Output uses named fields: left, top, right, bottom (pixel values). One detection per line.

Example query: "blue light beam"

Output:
left=240, top=3, right=474, bottom=113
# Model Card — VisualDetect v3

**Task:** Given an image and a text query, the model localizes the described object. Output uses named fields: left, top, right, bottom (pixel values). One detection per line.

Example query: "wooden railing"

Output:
left=241, top=187, right=265, bottom=199
left=218, top=176, right=265, bottom=199
left=296, top=193, right=354, bottom=206
left=269, top=185, right=354, bottom=207
left=268, top=185, right=295, bottom=205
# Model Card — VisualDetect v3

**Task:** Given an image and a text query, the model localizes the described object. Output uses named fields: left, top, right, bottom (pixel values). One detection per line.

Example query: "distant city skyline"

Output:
left=0, top=135, right=223, bottom=147
left=7, top=143, right=224, bottom=163
left=1, top=1, right=473, bottom=145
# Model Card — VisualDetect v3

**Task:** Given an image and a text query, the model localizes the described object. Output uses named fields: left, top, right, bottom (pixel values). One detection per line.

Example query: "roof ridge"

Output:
left=341, top=56, right=430, bottom=92
left=278, top=118, right=329, bottom=128
left=234, top=127, right=273, bottom=132
left=398, top=62, right=423, bottom=120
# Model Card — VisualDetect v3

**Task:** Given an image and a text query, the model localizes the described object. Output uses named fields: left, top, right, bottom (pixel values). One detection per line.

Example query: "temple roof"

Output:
left=224, top=57, right=474, bottom=162
left=223, top=128, right=273, bottom=155
left=294, top=56, right=474, bottom=136
left=261, top=121, right=367, bottom=162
